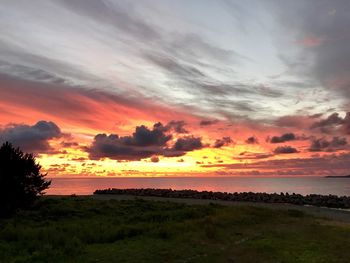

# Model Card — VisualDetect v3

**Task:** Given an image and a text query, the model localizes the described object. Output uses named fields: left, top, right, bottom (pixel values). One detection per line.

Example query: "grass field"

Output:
left=0, top=197, right=350, bottom=263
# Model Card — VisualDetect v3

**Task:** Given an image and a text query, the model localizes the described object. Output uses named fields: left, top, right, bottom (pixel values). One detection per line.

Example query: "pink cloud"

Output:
left=297, top=35, right=327, bottom=47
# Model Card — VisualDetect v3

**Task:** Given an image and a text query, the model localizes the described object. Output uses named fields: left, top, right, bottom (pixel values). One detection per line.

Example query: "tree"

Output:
left=0, top=142, right=51, bottom=216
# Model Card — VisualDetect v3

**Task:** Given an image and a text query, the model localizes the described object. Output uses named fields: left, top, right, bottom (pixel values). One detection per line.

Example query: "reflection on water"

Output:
left=46, top=177, right=350, bottom=196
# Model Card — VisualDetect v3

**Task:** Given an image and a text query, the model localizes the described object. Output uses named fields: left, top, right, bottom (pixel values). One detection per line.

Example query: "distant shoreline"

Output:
left=94, top=188, right=350, bottom=209
left=325, top=175, right=350, bottom=178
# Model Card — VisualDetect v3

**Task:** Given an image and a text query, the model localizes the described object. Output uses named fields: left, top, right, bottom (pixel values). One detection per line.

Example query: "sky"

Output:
left=1, top=0, right=350, bottom=177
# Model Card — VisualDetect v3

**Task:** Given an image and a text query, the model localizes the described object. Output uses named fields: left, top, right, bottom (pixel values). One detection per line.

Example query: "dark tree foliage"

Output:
left=0, top=142, right=51, bottom=216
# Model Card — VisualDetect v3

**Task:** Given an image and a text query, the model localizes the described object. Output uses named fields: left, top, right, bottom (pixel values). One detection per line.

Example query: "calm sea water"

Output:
left=46, top=177, right=350, bottom=196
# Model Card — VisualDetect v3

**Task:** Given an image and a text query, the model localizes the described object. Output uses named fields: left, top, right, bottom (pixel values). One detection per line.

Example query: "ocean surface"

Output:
left=46, top=177, right=350, bottom=196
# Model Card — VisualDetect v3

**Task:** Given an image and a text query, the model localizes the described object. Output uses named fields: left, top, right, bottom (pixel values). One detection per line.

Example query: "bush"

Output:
left=0, top=142, right=51, bottom=216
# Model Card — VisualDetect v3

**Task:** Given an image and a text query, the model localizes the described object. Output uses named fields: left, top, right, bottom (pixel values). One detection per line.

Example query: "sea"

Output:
left=46, top=177, right=350, bottom=196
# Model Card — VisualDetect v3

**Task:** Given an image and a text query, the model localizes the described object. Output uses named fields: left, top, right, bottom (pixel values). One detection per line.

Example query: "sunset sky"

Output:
left=1, top=0, right=350, bottom=177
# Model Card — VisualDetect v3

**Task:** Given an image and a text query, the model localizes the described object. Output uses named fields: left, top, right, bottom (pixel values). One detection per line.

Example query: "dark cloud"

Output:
left=275, top=112, right=350, bottom=136
left=87, top=123, right=204, bottom=161
left=127, top=124, right=172, bottom=147
left=311, top=112, right=344, bottom=129
left=273, top=146, right=299, bottom=154
left=309, top=137, right=347, bottom=152
left=245, top=136, right=258, bottom=144
left=87, top=123, right=171, bottom=161
left=343, top=112, right=350, bottom=134
left=309, top=113, right=324, bottom=119
left=71, top=157, right=87, bottom=162
left=150, top=156, right=159, bottom=163
left=238, top=151, right=273, bottom=160
left=200, top=119, right=219, bottom=126
left=164, top=120, right=188, bottom=134
left=0, top=121, right=63, bottom=153
left=87, top=133, right=159, bottom=161
left=213, top=137, right=233, bottom=148
left=310, top=112, right=350, bottom=134
left=61, top=141, right=79, bottom=148
left=173, top=136, right=203, bottom=152
left=152, top=121, right=187, bottom=134
left=270, top=133, right=296, bottom=143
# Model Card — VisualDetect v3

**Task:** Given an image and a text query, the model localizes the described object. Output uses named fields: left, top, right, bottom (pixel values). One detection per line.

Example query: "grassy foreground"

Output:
left=0, top=197, right=350, bottom=263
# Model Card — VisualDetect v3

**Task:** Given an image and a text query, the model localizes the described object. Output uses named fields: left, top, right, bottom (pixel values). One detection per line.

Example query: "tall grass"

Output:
left=0, top=197, right=349, bottom=263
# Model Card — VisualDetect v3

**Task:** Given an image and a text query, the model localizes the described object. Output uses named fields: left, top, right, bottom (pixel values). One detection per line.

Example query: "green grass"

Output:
left=0, top=197, right=349, bottom=263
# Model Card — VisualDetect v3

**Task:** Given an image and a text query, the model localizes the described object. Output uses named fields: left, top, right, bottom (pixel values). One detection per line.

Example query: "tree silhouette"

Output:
left=0, top=142, right=51, bottom=216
